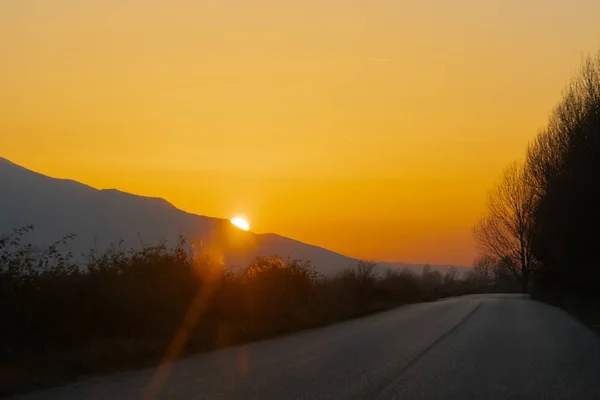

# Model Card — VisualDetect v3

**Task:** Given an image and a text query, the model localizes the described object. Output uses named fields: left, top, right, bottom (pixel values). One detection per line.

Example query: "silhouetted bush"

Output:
left=0, top=226, right=486, bottom=395
left=377, top=269, right=424, bottom=302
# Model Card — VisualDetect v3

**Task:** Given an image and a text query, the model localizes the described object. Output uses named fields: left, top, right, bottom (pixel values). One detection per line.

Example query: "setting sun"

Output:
left=231, top=217, right=250, bottom=231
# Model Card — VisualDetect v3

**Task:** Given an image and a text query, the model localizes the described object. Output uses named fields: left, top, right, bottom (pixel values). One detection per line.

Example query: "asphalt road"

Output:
left=14, top=294, right=600, bottom=399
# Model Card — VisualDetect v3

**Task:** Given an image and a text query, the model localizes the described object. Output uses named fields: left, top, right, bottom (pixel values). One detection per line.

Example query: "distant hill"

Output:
left=0, top=157, right=468, bottom=277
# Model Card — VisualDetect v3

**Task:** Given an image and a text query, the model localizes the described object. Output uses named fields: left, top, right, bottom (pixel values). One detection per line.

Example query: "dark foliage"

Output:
left=0, top=227, right=489, bottom=395
left=526, top=52, right=600, bottom=299
left=474, top=51, right=600, bottom=300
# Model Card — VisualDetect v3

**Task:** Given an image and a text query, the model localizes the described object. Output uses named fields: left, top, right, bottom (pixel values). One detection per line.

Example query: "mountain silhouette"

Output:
left=0, top=157, right=466, bottom=276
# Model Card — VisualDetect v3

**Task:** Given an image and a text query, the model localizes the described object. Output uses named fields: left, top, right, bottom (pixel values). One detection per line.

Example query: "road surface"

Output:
left=14, top=294, right=600, bottom=399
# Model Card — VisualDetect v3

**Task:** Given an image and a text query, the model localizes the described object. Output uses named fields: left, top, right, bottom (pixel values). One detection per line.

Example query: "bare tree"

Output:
left=470, top=255, right=495, bottom=286
left=421, top=264, right=442, bottom=288
left=443, top=266, right=458, bottom=285
left=473, top=162, right=537, bottom=292
left=421, top=264, right=431, bottom=278
left=356, top=260, right=378, bottom=283
left=525, top=51, right=600, bottom=293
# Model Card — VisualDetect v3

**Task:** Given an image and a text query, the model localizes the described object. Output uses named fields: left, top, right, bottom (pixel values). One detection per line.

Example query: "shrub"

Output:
left=0, top=227, right=489, bottom=395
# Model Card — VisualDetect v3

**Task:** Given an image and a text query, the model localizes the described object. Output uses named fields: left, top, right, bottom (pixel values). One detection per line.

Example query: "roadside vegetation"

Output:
left=474, top=52, right=600, bottom=323
left=1, top=226, right=507, bottom=395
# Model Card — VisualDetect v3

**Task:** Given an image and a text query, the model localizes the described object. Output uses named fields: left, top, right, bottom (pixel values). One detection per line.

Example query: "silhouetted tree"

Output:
left=473, top=162, right=537, bottom=292
left=421, top=264, right=431, bottom=278
left=443, top=266, right=458, bottom=285
left=471, top=255, right=495, bottom=286
left=527, top=51, right=600, bottom=297
left=356, top=260, right=378, bottom=283
left=420, top=265, right=443, bottom=299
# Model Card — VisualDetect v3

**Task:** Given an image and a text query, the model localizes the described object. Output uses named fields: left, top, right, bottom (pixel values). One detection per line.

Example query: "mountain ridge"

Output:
left=0, top=156, right=468, bottom=276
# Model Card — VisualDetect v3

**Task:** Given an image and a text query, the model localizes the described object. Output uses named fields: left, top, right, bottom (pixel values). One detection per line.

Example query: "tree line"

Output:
left=474, top=51, right=600, bottom=300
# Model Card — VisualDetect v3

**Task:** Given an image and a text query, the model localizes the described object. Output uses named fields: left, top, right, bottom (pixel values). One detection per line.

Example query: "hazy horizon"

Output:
left=2, top=1, right=600, bottom=265
left=1, top=155, right=468, bottom=268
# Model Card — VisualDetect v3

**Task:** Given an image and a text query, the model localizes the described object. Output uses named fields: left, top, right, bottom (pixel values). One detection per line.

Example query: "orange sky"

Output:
left=1, top=1, right=599, bottom=265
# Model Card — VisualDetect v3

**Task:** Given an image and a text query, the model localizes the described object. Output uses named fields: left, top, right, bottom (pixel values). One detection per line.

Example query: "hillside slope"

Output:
left=0, top=157, right=467, bottom=276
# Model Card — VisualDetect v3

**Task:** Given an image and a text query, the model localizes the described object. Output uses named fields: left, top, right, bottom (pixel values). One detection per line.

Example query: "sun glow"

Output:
left=231, top=217, right=250, bottom=231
